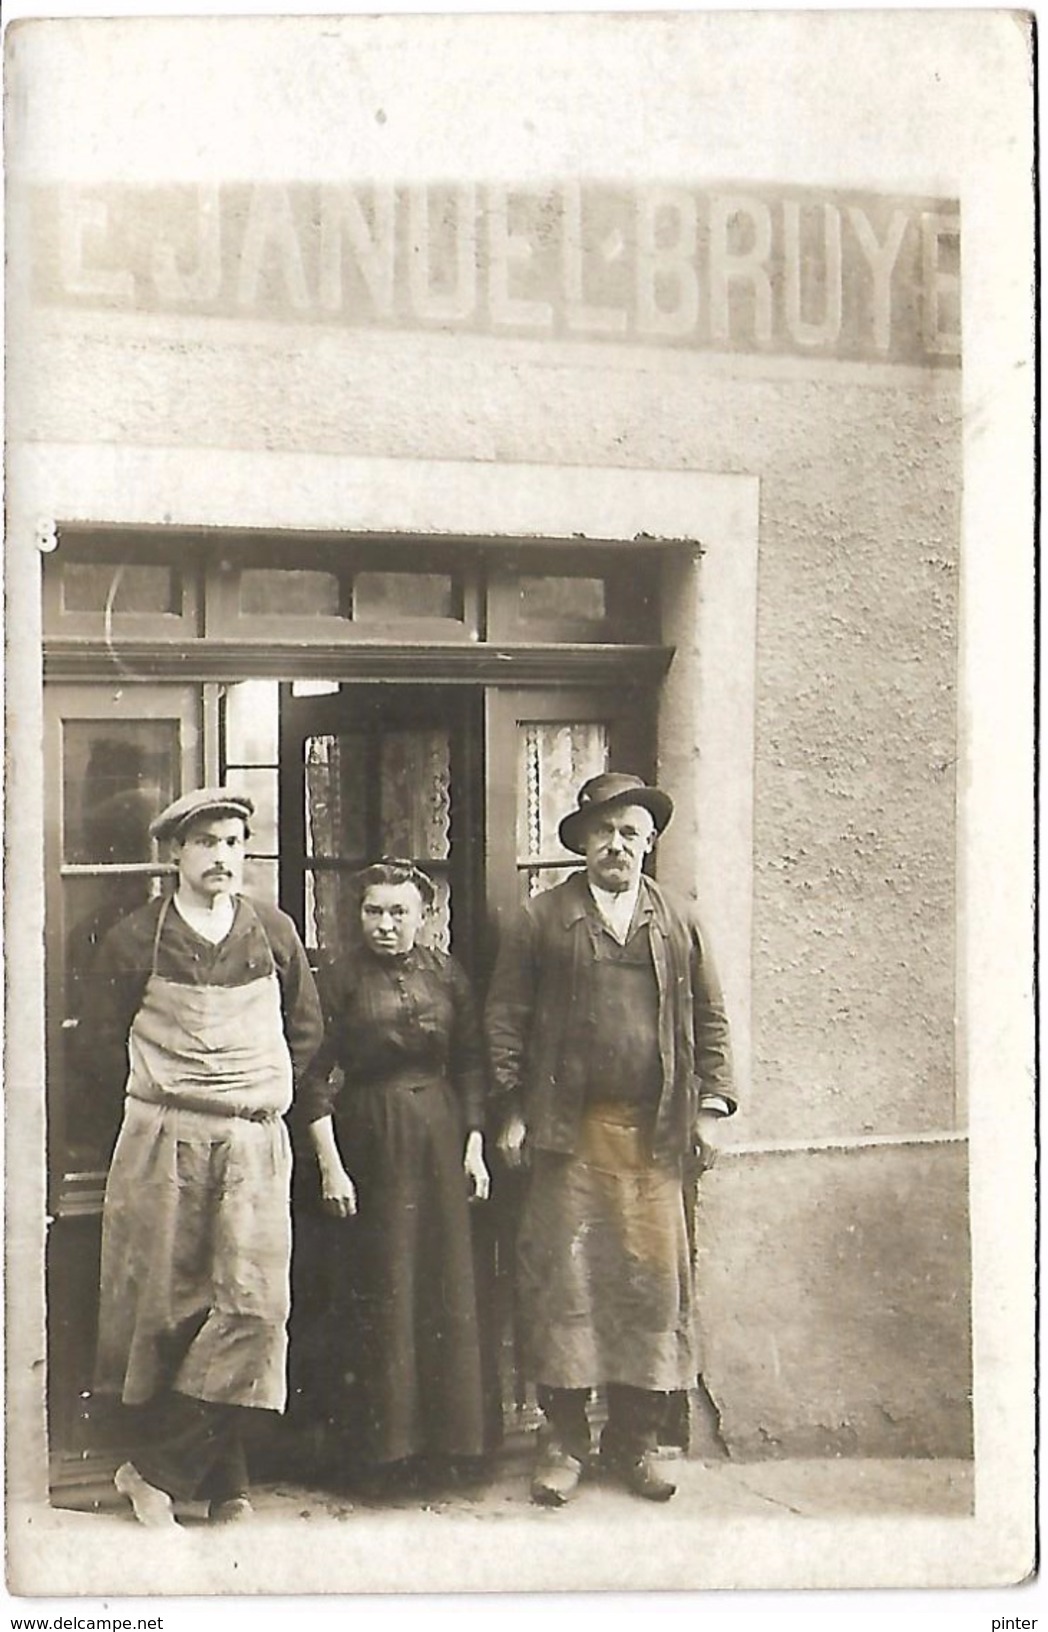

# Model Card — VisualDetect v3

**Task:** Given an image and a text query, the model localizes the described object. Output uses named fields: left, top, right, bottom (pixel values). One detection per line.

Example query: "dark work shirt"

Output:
left=298, top=944, right=488, bottom=1132
left=584, top=914, right=663, bottom=1108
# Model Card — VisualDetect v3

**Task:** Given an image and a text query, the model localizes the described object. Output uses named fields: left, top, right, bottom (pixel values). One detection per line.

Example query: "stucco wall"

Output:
left=700, top=1143, right=972, bottom=1459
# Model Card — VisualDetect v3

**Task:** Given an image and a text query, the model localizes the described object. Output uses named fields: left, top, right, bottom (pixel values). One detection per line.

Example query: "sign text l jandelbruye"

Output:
left=31, top=182, right=960, bottom=366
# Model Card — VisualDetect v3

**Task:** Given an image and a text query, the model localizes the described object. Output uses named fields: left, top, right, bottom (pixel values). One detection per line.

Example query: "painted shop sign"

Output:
left=29, top=182, right=960, bottom=365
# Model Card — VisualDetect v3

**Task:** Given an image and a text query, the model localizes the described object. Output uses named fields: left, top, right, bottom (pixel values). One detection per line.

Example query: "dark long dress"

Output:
left=299, top=944, right=487, bottom=1465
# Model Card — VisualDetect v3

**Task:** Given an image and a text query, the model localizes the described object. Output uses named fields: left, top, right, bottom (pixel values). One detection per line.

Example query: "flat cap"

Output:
left=149, top=786, right=255, bottom=843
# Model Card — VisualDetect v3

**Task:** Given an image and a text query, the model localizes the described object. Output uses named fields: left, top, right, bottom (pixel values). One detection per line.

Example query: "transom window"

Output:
left=43, top=531, right=660, bottom=646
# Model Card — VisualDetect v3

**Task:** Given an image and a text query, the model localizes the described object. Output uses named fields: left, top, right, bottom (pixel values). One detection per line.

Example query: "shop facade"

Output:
left=7, top=56, right=969, bottom=1502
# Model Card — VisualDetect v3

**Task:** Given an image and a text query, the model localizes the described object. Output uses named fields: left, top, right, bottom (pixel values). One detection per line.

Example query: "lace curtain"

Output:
left=305, top=729, right=451, bottom=955
left=517, top=721, right=607, bottom=899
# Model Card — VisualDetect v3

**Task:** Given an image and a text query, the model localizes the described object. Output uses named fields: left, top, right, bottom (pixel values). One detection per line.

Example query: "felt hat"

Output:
left=558, top=771, right=673, bottom=856
left=149, top=787, right=255, bottom=843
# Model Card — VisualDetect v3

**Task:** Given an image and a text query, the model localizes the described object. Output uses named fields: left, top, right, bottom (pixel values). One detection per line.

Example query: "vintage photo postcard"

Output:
left=2, top=5, right=1036, bottom=1604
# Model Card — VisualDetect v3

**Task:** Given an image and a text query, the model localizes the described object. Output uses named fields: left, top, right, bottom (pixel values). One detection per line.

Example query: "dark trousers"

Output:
left=539, top=1384, right=666, bottom=1460
left=132, top=1391, right=250, bottom=1504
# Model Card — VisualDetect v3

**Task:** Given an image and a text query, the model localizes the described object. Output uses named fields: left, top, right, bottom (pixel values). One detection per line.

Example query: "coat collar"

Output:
left=556, top=870, right=661, bottom=932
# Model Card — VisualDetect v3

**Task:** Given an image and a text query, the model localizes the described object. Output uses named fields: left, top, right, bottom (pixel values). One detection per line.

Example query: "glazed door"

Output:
left=44, top=683, right=203, bottom=1489
left=277, top=681, right=655, bottom=1431
left=279, top=685, right=485, bottom=981
left=484, top=687, right=657, bottom=929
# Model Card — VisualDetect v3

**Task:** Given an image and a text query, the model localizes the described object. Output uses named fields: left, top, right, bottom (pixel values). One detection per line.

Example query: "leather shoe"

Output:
left=601, top=1444, right=677, bottom=1502
left=208, top=1495, right=254, bottom=1524
left=114, top=1462, right=180, bottom=1529
left=530, top=1443, right=584, bottom=1507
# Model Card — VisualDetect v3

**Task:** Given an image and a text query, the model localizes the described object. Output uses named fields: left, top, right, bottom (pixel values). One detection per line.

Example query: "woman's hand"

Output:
left=463, top=1130, right=491, bottom=1201
left=320, top=1162, right=358, bottom=1220
left=308, top=1113, right=357, bottom=1219
left=497, top=1112, right=528, bottom=1170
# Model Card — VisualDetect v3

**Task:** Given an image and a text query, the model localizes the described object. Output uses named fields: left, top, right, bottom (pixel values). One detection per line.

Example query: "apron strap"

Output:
left=151, top=895, right=173, bottom=977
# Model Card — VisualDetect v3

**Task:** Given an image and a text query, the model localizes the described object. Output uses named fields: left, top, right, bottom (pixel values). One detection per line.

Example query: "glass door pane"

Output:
left=220, top=680, right=280, bottom=906
left=485, top=688, right=655, bottom=923
left=301, top=725, right=452, bottom=958
left=517, top=721, right=608, bottom=899
left=280, top=687, right=479, bottom=971
left=61, top=720, right=178, bottom=865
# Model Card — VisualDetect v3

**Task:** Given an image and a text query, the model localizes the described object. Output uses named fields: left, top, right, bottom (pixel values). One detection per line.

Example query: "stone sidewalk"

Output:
left=8, top=1440, right=976, bottom=1597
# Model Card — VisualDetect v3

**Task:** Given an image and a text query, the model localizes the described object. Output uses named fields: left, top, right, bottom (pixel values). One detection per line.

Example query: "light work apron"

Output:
left=95, top=898, right=294, bottom=1412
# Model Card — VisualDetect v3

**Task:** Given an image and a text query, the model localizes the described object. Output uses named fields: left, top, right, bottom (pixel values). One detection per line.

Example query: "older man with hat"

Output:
left=84, top=788, right=323, bottom=1528
left=485, top=772, right=735, bottom=1505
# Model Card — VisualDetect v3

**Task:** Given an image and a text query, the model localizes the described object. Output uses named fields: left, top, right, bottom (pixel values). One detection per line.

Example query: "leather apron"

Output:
left=95, top=898, right=294, bottom=1411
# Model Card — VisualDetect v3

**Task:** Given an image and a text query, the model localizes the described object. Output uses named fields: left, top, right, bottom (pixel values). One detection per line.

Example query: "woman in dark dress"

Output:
left=299, top=859, right=491, bottom=1481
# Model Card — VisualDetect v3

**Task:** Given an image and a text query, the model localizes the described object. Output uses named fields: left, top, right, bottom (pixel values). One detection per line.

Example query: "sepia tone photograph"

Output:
left=2, top=5, right=1036, bottom=1605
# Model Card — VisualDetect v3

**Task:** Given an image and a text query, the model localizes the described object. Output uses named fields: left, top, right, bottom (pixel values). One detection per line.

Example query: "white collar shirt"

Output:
left=587, top=878, right=642, bottom=946
left=173, top=891, right=237, bottom=946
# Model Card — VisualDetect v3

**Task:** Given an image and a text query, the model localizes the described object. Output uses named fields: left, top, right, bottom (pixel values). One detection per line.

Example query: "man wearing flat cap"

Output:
left=84, top=788, right=323, bottom=1528
left=485, top=772, right=735, bottom=1506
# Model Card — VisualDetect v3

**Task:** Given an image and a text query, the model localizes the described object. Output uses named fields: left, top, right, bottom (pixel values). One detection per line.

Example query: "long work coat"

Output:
left=484, top=872, right=736, bottom=1392
left=88, top=895, right=323, bottom=1412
